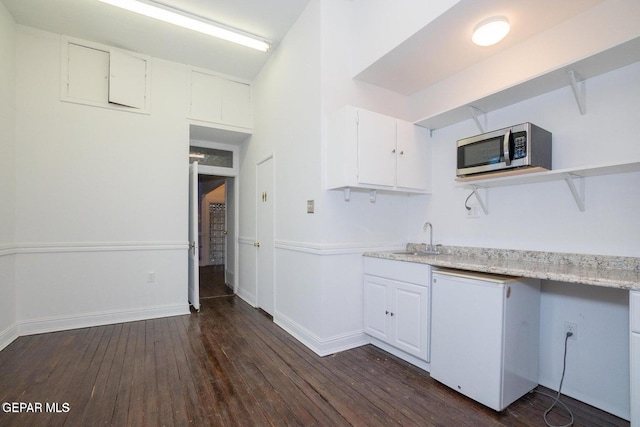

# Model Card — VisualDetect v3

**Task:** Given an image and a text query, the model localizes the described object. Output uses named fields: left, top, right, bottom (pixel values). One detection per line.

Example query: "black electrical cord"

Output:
left=464, top=188, right=476, bottom=210
left=534, top=332, right=575, bottom=427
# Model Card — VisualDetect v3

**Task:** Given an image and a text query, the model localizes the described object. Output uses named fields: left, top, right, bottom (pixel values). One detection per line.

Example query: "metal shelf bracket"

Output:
left=472, top=185, right=488, bottom=215
left=469, top=106, right=487, bottom=133
left=567, top=69, right=586, bottom=115
left=564, top=173, right=586, bottom=212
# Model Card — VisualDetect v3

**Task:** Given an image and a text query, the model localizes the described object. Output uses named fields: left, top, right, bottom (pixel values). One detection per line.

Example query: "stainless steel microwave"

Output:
left=456, top=123, right=552, bottom=177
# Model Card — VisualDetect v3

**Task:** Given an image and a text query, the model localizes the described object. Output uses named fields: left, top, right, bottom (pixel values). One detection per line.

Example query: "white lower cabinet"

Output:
left=631, top=291, right=639, bottom=426
left=363, top=257, right=430, bottom=361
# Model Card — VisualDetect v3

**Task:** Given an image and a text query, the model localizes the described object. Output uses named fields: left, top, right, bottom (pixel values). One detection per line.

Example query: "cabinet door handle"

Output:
left=391, top=149, right=396, bottom=154
left=399, top=151, right=404, bottom=155
left=385, top=310, right=389, bottom=315
left=390, top=312, right=394, bottom=317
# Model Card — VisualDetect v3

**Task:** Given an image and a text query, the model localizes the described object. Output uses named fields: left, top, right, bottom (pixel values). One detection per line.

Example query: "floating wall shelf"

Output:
left=458, top=161, right=640, bottom=212
left=414, top=37, right=640, bottom=132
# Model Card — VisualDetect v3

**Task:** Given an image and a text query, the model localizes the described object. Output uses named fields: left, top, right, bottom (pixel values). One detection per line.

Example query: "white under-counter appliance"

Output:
left=430, top=269, right=540, bottom=411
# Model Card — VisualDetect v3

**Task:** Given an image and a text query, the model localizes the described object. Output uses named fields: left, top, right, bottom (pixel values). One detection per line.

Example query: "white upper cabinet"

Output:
left=325, top=105, right=430, bottom=193
left=188, top=68, right=252, bottom=131
left=357, top=109, right=397, bottom=187
left=396, top=120, right=430, bottom=190
left=108, top=50, right=147, bottom=110
left=66, top=43, right=109, bottom=103
left=221, top=79, right=252, bottom=129
left=62, top=37, right=150, bottom=113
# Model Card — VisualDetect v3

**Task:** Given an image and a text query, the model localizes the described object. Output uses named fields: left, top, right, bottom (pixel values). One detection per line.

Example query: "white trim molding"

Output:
left=17, top=304, right=190, bottom=337
left=275, top=311, right=369, bottom=357
left=13, top=241, right=189, bottom=254
left=238, top=236, right=256, bottom=246
left=0, top=243, right=16, bottom=257
left=275, top=240, right=405, bottom=256
left=0, top=323, right=19, bottom=352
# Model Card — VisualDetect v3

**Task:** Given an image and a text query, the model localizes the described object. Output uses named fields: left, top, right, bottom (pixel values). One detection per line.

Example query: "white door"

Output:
left=188, top=162, right=200, bottom=311
left=256, top=157, right=275, bottom=316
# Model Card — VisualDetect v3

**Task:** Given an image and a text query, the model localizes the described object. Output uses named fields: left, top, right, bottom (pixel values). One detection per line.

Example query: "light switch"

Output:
left=307, top=200, right=314, bottom=214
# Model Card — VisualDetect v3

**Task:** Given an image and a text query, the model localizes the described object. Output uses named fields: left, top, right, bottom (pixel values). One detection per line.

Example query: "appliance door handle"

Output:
left=503, top=129, right=511, bottom=166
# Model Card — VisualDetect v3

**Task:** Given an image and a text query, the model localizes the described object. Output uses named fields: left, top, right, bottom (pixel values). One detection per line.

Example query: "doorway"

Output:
left=188, top=138, right=241, bottom=312
left=256, top=156, right=275, bottom=316
left=199, top=175, right=234, bottom=299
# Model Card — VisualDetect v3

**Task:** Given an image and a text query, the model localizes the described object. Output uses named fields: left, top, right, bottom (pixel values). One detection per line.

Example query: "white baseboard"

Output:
left=235, top=288, right=256, bottom=307
left=0, top=323, right=19, bottom=352
left=275, top=312, right=369, bottom=357
left=17, top=304, right=190, bottom=337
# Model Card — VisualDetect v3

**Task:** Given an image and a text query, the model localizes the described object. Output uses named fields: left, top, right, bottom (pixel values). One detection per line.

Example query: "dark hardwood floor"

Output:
left=200, top=265, right=234, bottom=299
left=0, top=296, right=629, bottom=426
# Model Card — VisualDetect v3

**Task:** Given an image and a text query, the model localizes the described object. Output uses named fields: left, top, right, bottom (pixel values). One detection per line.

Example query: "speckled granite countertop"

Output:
left=363, top=245, right=640, bottom=291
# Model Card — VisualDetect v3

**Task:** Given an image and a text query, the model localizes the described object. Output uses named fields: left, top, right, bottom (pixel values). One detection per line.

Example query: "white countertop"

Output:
left=363, top=245, right=640, bottom=291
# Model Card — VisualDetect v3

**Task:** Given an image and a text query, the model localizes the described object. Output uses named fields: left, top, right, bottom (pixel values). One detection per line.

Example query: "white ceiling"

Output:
left=2, top=0, right=310, bottom=80
left=3, top=0, right=611, bottom=94
left=355, top=0, right=602, bottom=95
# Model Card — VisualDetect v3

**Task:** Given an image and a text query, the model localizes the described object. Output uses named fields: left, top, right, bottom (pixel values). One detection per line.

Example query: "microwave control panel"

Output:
left=513, top=132, right=527, bottom=159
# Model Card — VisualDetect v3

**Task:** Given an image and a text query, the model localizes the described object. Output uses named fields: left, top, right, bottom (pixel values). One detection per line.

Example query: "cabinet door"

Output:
left=632, top=333, right=639, bottom=426
left=222, top=79, right=252, bottom=128
left=109, top=50, right=147, bottom=110
left=390, top=281, right=429, bottom=360
left=190, top=71, right=223, bottom=123
left=631, top=291, right=640, bottom=426
left=66, top=43, right=109, bottom=103
left=363, top=275, right=390, bottom=342
left=357, top=109, right=397, bottom=187
left=396, top=120, right=429, bottom=191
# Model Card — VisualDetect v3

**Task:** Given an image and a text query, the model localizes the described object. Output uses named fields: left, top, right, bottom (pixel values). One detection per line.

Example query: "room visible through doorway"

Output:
left=198, top=175, right=234, bottom=299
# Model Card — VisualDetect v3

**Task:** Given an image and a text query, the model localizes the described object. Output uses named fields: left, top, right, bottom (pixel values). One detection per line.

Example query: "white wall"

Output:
left=348, top=0, right=461, bottom=77
left=242, top=0, right=430, bottom=354
left=406, top=62, right=640, bottom=419
left=0, top=1, right=17, bottom=350
left=245, top=0, right=637, bottom=416
left=407, top=62, right=640, bottom=254
left=13, top=27, right=190, bottom=333
left=241, top=0, right=324, bottom=339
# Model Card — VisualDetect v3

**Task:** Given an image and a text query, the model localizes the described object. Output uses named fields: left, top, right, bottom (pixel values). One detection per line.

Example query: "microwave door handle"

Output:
left=503, top=129, right=511, bottom=166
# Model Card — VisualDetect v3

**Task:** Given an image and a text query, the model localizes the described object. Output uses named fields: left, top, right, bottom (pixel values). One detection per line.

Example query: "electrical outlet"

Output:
left=466, top=206, right=480, bottom=219
left=147, top=272, right=156, bottom=283
left=564, top=321, right=578, bottom=340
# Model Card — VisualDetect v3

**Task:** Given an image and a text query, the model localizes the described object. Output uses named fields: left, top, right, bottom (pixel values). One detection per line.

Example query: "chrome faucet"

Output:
left=423, top=222, right=434, bottom=252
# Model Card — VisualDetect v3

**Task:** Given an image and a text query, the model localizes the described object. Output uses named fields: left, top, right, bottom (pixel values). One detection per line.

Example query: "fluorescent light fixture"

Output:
left=189, top=153, right=206, bottom=159
left=98, top=0, right=271, bottom=52
left=472, top=16, right=510, bottom=46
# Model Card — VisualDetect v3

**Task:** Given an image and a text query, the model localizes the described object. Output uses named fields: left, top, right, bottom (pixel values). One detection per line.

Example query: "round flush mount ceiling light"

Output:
left=472, top=16, right=510, bottom=46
